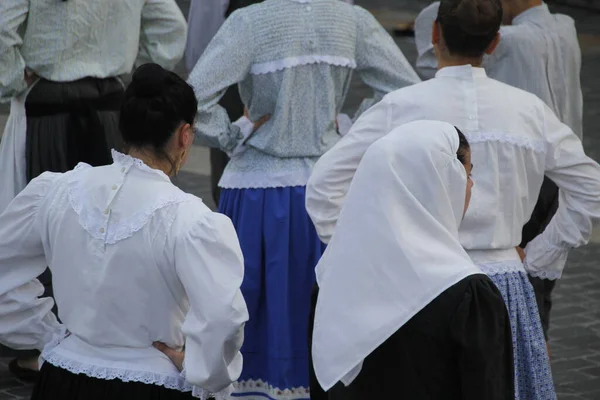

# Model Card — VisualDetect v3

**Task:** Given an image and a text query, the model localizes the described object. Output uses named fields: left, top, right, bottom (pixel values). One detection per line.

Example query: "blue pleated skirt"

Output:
left=488, top=269, right=557, bottom=400
left=219, top=186, right=326, bottom=400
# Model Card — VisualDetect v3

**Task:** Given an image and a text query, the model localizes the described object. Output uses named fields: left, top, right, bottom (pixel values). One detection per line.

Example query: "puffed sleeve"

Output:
left=451, top=277, right=514, bottom=400
left=0, top=0, right=29, bottom=102
left=0, top=172, right=66, bottom=351
left=524, top=104, right=600, bottom=279
left=306, top=97, right=392, bottom=243
left=353, top=6, right=420, bottom=117
left=174, top=211, right=248, bottom=395
left=414, top=2, right=440, bottom=80
left=137, top=0, right=188, bottom=71
left=187, top=10, right=256, bottom=155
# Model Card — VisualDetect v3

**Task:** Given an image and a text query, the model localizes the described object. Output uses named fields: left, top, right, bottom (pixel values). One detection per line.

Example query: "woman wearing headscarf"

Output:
left=0, top=64, right=248, bottom=400
left=311, top=120, right=514, bottom=399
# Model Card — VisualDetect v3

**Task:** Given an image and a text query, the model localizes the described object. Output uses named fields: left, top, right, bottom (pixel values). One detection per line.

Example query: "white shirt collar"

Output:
left=111, top=150, right=171, bottom=183
left=513, top=3, right=550, bottom=25
left=435, top=65, right=488, bottom=80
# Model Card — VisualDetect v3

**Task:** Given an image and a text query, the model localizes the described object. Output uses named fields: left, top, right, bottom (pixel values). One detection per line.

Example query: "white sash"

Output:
left=0, top=83, right=37, bottom=214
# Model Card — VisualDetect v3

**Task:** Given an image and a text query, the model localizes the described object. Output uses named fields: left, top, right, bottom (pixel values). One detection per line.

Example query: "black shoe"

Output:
left=8, top=358, right=40, bottom=382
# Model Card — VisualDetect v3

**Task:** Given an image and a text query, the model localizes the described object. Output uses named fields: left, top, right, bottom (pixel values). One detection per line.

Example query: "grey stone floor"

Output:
left=1, top=0, right=600, bottom=399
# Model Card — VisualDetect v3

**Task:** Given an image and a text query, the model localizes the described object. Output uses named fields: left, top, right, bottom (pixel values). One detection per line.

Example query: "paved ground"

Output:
left=0, top=0, right=600, bottom=399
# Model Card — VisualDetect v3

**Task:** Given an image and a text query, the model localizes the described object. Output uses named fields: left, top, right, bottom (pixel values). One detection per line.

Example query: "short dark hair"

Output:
left=437, top=0, right=502, bottom=58
left=119, top=63, right=197, bottom=170
left=455, top=127, right=470, bottom=165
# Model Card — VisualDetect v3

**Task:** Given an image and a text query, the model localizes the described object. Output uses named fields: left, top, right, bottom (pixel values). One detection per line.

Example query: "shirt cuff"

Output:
left=228, top=116, right=254, bottom=157
left=180, top=366, right=235, bottom=400
left=523, top=235, right=570, bottom=280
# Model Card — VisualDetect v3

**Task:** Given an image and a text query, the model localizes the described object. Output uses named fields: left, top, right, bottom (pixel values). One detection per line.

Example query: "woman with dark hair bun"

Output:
left=0, top=64, right=248, bottom=400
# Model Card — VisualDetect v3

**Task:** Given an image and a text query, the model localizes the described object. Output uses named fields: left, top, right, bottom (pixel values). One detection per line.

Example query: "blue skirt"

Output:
left=489, top=270, right=556, bottom=400
left=219, top=186, right=326, bottom=400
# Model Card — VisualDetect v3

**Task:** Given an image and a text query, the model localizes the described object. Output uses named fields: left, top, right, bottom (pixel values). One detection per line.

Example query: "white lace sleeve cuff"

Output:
left=180, top=366, right=234, bottom=400
left=523, top=235, right=570, bottom=280
left=228, top=116, right=254, bottom=157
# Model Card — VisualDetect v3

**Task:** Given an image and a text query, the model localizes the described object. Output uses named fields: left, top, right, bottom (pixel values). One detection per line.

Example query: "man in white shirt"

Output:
left=306, top=0, right=600, bottom=395
left=414, top=0, right=583, bottom=346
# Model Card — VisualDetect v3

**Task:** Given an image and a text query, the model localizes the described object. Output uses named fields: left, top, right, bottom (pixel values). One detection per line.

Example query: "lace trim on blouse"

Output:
left=474, top=260, right=526, bottom=276
left=67, top=151, right=192, bottom=244
left=465, top=132, right=547, bottom=154
left=250, top=55, right=357, bottom=75
left=218, top=167, right=313, bottom=189
left=39, top=337, right=231, bottom=400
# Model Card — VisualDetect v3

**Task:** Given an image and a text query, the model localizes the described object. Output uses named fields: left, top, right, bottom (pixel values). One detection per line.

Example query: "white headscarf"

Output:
left=312, top=120, right=483, bottom=390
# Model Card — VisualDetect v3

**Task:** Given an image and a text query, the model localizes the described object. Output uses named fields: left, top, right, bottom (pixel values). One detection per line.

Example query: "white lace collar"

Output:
left=68, top=153, right=192, bottom=245
left=111, top=150, right=171, bottom=182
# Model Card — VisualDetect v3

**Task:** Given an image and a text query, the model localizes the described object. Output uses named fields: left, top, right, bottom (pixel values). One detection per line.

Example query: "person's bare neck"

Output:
left=511, top=0, right=543, bottom=22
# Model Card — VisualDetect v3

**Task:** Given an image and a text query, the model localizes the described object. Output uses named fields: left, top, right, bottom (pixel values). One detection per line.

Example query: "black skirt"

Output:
left=312, top=275, right=515, bottom=400
left=25, top=77, right=125, bottom=182
left=31, top=363, right=195, bottom=400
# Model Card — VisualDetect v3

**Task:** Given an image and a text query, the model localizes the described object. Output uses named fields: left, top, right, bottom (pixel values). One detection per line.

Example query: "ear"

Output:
left=484, top=32, right=501, bottom=55
left=432, top=21, right=441, bottom=45
left=176, top=122, right=194, bottom=149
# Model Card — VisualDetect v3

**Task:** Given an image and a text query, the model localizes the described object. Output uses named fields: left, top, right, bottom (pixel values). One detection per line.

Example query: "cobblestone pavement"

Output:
left=1, top=0, right=600, bottom=399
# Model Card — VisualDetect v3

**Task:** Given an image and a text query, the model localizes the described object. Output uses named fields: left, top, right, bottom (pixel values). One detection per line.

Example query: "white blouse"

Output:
left=306, top=66, right=600, bottom=280
left=0, top=151, right=248, bottom=399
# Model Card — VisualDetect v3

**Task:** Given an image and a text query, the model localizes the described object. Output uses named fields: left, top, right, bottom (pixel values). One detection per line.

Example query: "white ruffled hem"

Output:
left=525, top=269, right=562, bottom=280
left=40, top=340, right=228, bottom=400
left=250, top=55, right=356, bottom=75
left=465, top=132, right=546, bottom=154
left=475, top=260, right=526, bottom=276
left=218, top=168, right=312, bottom=189
left=234, top=379, right=310, bottom=400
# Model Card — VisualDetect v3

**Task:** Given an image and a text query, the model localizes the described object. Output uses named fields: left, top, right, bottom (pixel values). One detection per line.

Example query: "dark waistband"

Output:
left=26, top=77, right=124, bottom=117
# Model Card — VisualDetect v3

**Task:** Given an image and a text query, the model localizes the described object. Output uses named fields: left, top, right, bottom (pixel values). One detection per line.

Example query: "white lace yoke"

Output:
left=67, top=150, right=193, bottom=245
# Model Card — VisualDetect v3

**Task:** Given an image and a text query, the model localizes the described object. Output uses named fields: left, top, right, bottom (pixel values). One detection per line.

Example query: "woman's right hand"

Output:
left=24, top=69, right=38, bottom=87
left=516, top=246, right=526, bottom=262
left=153, top=342, right=184, bottom=372
left=244, top=107, right=270, bottom=133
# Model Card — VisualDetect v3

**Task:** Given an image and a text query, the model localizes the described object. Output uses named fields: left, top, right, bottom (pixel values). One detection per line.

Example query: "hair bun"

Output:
left=131, top=63, right=168, bottom=98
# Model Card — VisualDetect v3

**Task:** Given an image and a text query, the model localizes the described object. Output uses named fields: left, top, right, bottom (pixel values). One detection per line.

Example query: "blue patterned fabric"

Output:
left=219, top=186, right=326, bottom=400
left=489, top=271, right=557, bottom=400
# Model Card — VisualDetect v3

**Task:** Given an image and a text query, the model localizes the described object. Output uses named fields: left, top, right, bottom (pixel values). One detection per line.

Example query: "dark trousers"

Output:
left=211, top=85, right=244, bottom=205
left=521, top=177, right=560, bottom=340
